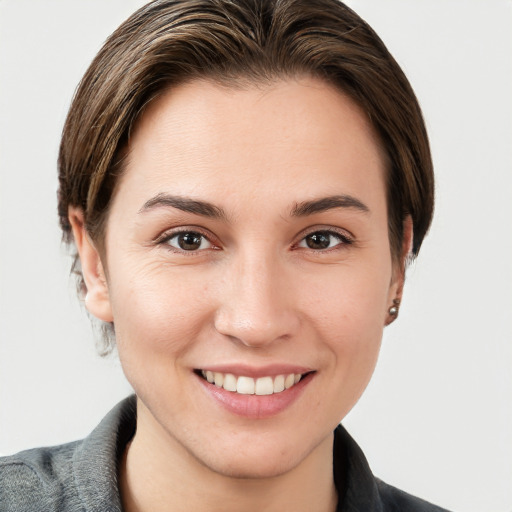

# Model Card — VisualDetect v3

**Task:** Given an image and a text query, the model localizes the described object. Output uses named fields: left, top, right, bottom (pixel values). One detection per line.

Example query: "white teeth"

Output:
left=214, top=372, right=224, bottom=387
left=273, top=374, right=285, bottom=393
left=223, top=373, right=237, bottom=392
left=237, top=376, right=255, bottom=395
left=255, top=377, right=273, bottom=395
left=201, top=370, right=307, bottom=395
left=284, top=374, right=295, bottom=389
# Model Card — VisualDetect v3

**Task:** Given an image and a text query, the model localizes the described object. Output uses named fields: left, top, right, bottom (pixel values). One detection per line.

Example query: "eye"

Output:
left=297, top=230, right=351, bottom=250
left=165, top=231, right=213, bottom=251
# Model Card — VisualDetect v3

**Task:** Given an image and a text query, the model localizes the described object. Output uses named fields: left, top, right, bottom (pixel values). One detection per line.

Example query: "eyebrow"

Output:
left=139, top=193, right=227, bottom=220
left=139, top=193, right=369, bottom=220
left=290, top=195, right=370, bottom=217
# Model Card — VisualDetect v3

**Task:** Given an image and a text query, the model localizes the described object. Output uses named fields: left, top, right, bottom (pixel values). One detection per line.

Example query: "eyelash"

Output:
left=156, top=227, right=354, bottom=255
left=295, top=229, right=354, bottom=252
left=156, top=228, right=218, bottom=254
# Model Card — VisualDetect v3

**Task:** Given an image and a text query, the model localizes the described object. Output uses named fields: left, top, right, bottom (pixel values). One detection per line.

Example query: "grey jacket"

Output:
left=0, top=396, right=450, bottom=511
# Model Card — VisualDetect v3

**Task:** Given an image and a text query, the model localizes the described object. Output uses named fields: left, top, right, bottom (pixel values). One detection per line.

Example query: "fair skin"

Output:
left=70, top=77, right=412, bottom=512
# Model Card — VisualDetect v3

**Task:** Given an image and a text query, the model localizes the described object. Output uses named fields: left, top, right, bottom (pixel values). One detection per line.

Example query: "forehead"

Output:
left=118, top=77, right=387, bottom=214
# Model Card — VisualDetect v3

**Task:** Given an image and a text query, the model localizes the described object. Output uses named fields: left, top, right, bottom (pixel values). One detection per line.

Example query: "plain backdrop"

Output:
left=0, top=1, right=511, bottom=511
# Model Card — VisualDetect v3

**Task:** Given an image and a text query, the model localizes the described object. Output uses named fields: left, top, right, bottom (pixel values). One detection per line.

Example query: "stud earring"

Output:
left=389, top=298, right=400, bottom=316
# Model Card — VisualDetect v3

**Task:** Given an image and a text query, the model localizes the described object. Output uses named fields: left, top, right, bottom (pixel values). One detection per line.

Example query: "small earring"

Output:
left=389, top=298, right=400, bottom=316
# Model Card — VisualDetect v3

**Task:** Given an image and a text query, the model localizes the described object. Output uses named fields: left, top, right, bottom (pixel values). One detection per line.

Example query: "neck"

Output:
left=120, top=400, right=338, bottom=512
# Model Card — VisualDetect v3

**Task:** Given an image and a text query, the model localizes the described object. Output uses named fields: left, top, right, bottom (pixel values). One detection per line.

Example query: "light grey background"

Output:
left=0, top=1, right=511, bottom=511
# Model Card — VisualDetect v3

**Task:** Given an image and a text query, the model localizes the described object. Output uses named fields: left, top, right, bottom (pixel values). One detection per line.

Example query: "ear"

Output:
left=385, top=216, right=413, bottom=325
left=68, top=206, right=113, bottom=323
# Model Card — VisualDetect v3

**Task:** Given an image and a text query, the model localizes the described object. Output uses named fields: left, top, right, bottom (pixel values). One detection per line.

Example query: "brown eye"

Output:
left=305, top=232, right=331, bottom=249
left=167, top=231, right=212, bottom=251
left=299, top=230, right=349, bottom=250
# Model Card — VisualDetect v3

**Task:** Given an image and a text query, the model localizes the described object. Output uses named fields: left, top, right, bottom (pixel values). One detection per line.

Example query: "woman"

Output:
left=1, top=1, right=449, bottom=510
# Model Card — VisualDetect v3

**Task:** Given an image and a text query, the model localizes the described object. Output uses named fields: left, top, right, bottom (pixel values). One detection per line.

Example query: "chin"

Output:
left=196, top=449, right=302, bottom=480
left=187, top=426, right=331, bottom=481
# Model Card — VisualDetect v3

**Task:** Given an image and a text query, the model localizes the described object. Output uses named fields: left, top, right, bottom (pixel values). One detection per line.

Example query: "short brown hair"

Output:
left=58, top=0, right=433, bottom=291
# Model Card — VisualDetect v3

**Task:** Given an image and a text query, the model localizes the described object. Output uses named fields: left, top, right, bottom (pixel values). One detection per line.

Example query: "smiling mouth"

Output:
left=197, top=370, right=310, bottom=396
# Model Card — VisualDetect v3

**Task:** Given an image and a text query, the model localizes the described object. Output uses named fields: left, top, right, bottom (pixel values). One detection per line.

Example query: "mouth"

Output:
left=196, top=369, right=311, bottom=396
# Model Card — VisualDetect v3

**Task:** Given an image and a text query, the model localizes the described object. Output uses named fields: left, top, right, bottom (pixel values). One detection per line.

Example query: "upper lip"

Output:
left=195, top=364, right=313, bottom=378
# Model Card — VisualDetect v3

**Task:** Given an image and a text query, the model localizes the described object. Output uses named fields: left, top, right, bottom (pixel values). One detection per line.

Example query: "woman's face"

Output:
left=87, top=77, right=403, bottom=478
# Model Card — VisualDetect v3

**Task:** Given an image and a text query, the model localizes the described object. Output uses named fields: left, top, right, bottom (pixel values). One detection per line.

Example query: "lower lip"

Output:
left=197, top=373, right=313, bottom=419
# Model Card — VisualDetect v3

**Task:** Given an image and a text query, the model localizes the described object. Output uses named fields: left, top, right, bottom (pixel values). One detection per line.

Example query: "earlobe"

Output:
left=68, top=207, right=113, bottom=323
left=385, top=216, right=413, bottom=326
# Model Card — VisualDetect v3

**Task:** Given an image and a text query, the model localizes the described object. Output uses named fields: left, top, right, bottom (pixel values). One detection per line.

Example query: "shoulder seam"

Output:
left=0, top=459, right=46, bottom=486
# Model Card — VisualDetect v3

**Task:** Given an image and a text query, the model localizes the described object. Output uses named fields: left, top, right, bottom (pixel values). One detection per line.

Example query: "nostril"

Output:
left=214, top=310, right=300, bottom=349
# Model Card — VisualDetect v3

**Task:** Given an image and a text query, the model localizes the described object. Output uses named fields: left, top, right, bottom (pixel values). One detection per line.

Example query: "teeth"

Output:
left=213, top=372, right=224, bottom=387
left=255, top=376, right=273, bottom=395
left=223, top=373, right=237, bottom=392
left=284, top=374, right=295, bottom=389
left=237, top=376, right=255, bottom=395
left=201, top=371, right=305, bottom=395
left=273, top=374, right=285, bottom=393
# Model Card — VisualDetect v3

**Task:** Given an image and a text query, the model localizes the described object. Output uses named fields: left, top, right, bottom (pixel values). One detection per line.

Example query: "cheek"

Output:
left=107, top=261, right=214, bottom=360
left=304, top=260, right=391, bottom=329
left=301, top=261, right=390, bottom=378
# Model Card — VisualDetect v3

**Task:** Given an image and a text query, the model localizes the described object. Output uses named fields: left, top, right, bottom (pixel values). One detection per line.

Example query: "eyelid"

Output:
left=293, top=226, right=354, bottom=249
left=153, top=224, right=353, bottom=253
left=155, top=226, right=220, bottom=252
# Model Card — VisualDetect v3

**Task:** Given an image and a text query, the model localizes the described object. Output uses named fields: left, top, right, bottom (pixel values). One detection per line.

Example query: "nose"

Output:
left=214, top=251, right=300, bottom=348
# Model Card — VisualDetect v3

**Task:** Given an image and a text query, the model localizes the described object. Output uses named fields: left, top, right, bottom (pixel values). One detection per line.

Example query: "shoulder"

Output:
left=376, top=478, right=451, bottom=512
left=333, top=425, right=452, bottom=512
left=0, top=441, right=81, bottom=511
left=0, top=395, right=136, bottom=512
